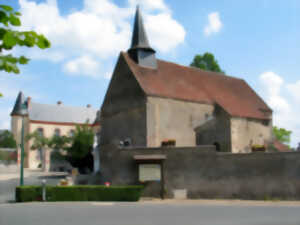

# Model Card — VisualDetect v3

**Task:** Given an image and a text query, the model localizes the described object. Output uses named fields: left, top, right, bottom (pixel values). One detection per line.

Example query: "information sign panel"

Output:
left=139, top=164, right=161, bottom=181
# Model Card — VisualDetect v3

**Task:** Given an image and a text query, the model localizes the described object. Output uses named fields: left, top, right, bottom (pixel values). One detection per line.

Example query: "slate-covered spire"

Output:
left=128, top=6, right=157, bottom=69
left=11, top=91, right=28, bottom=116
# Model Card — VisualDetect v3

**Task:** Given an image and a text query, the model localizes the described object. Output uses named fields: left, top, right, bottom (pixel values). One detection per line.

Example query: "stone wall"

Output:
left=100, top=144, right=300, bottom=200
left=195, top=105, right=231, bottom=152
left=100, top=54, right=147, bottom=147
left=146, top=96, right=214, bottom=147
left=231, top=117, right=272, bottom=153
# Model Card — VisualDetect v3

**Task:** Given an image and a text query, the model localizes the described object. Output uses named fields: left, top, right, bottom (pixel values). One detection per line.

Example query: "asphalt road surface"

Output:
left=0, top=169, right=67, bottom=203
left=1, top=200, right=300, bottom=225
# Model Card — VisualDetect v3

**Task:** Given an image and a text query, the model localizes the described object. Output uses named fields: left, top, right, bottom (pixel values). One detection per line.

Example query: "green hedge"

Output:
left=16, top=185, right=143, bottom=202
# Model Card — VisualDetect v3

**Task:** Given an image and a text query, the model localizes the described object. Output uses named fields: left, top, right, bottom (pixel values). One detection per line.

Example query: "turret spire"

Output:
left=128, top=6, right=157, bottom=69
left=11, top=91, right=28, bottom=116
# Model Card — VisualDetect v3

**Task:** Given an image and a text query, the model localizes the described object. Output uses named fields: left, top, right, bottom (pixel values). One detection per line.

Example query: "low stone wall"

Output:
left=100, top=145, right=300, bottom=200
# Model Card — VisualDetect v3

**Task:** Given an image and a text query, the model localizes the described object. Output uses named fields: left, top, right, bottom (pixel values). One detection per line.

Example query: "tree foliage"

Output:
left=0, top=130, right=17, bottom=148
left=27, top=124, right=94, bottom=172
left=66, top=124, right=94, bottom=160
left=272, top=126, right=292, bottom=144
left=190, top=52, right=224, bottom=73
left=0, top=4, right=51, bottom=96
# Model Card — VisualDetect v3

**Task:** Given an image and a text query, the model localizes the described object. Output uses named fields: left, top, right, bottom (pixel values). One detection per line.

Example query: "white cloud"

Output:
left=103, top=71, right=113, bottom=80
left=28, top=49, right=66, bottom=63
left=145, top=13, right=185, bottom=53
left=287, top=80, right=300, bottom=103
left=64, top=55, right=100, bottom=77
left=259, top=71, right=290, bottom=113
left=18, top=0, right=186, bottom=78
left=204, top=12, right=223, bottom=36
left=128, top=0, right=168, bottom=12
left=259, top=71, right=300, bottom=147
left=0, top=107, right=12, bottom=130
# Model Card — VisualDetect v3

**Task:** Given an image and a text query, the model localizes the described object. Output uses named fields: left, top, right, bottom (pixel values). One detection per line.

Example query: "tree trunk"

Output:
left=42, top=148, right=50, bottom=172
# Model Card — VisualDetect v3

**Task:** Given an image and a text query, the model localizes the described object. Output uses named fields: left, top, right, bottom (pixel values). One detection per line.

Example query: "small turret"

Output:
left=127, top=6, right=157, bottom=69
left=11, top=91, right=28, bottom=116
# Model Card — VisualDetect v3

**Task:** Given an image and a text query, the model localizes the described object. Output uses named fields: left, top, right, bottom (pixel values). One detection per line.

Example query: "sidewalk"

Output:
left=139, top=198, right=300, bottom=206
left=0, top=169, right=67, bottom=203
left=0, top=169, right=67, bottom=181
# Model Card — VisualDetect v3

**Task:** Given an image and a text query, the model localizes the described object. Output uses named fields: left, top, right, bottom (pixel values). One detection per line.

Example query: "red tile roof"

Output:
left=122, top=52, right=272, bottom=120
left=272, top=140, right=291, bottom=152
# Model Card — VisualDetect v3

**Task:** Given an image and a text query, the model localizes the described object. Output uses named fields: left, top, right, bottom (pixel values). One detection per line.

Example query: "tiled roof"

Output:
left=122, top=52, right=272, bottom=120
left=272, top=140, right=291, bottom=152
left=28, top=102, right=99, bottom=125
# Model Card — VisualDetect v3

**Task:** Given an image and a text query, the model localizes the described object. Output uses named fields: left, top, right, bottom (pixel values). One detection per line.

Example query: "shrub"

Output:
left=0, top=150, right=17, bottom=162
left=16, top=185, right=143, bottom=202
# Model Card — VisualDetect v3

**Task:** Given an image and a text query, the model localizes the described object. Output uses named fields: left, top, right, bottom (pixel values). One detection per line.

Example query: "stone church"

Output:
left=100, top=7, right=273, bottom=153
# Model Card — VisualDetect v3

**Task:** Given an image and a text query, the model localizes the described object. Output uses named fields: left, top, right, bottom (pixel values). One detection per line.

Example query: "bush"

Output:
left=16, top=185, right=143, bottom=202
left=0, top=150, right=17, bottom=162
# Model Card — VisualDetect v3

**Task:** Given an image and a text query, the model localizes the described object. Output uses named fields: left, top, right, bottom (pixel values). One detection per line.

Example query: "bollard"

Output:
left=42, top=179, right=46, bottom=201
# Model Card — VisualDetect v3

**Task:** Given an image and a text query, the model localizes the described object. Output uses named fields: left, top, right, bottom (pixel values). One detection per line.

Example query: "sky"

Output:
left=1, top=0, right=300, bottom=147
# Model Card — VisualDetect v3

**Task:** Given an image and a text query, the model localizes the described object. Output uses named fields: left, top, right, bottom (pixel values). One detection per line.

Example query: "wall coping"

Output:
left=120, top=145, right=216, bottom=151
left=0, top=148, right=16, bottom=152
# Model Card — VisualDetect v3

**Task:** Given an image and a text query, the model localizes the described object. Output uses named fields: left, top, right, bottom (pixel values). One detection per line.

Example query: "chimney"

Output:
left=87, top=104, right=91, bottom=108
left=57, top=101, right=62, bottom=105
left=27, top=97, right=31, bottom=107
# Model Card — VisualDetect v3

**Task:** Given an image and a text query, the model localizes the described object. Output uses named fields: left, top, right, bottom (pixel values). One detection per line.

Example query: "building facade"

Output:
left=99, top=7, right=273, bottom=153
left=11, top=92, right=100, bottom=169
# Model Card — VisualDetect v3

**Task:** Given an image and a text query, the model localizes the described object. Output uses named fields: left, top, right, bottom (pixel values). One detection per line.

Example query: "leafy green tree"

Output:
left=0, top=4, right=51, bottom=96
left=66, top=124, right=94, bottom=160
left=190, top=52, right=224, bottom=73
left=272, top=126, right=292, bottom=144
left=27, top=130, right=50, bottom=150
left=0, top=130, right=16, bottom=148
left=28, top=124, right=94, bottom=172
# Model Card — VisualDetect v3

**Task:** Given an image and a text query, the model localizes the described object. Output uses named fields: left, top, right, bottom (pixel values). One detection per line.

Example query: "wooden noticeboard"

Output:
left=134, top=154, right=166, bottom=199
left=139, top=164, right=161, bottom=181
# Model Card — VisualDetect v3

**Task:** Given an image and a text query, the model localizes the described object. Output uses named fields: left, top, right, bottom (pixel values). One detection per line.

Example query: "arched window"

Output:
left=37, top=128, right=44, bottom=137
left=54, top=128, right=61, bottom=137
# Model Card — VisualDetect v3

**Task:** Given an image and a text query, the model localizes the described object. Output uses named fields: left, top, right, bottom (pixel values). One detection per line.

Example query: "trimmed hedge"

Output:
left=16, top=185, right=143, bottom=202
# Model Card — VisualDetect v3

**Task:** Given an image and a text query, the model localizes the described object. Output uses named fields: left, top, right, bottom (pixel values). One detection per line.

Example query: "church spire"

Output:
left=11, top=91, right=28, bottom=116
left=128, top=6, right=157, bottom=69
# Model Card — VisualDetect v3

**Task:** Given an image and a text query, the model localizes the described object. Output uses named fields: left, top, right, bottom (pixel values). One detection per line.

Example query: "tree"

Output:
left=65, top=124, right=94, bottom=160
left=190, top=52, right=224, bottom=73
left=27, top=124, right=95, bottom=173
left=64, top=125, right=94, bottom=173
left=26, top=130, right=52, bottom=170
left=0, top=4, right=51, bottom=96
left=272, top=126, right=292, bottom=145
left=0, top=130, right=17, bottom=148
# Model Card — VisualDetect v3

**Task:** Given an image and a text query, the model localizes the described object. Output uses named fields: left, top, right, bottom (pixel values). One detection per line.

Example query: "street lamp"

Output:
left=19, top=100, right=28, bottom=186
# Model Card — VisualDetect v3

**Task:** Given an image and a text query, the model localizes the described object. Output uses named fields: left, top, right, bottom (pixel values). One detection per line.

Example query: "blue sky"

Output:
left=1, top=0, right=300, bottom=147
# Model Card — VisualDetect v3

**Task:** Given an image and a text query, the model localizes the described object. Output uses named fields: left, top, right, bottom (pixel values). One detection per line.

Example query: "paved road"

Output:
left=1, top=200, right=300, bottom=225
left=0, top=169, right=67, bottom=203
